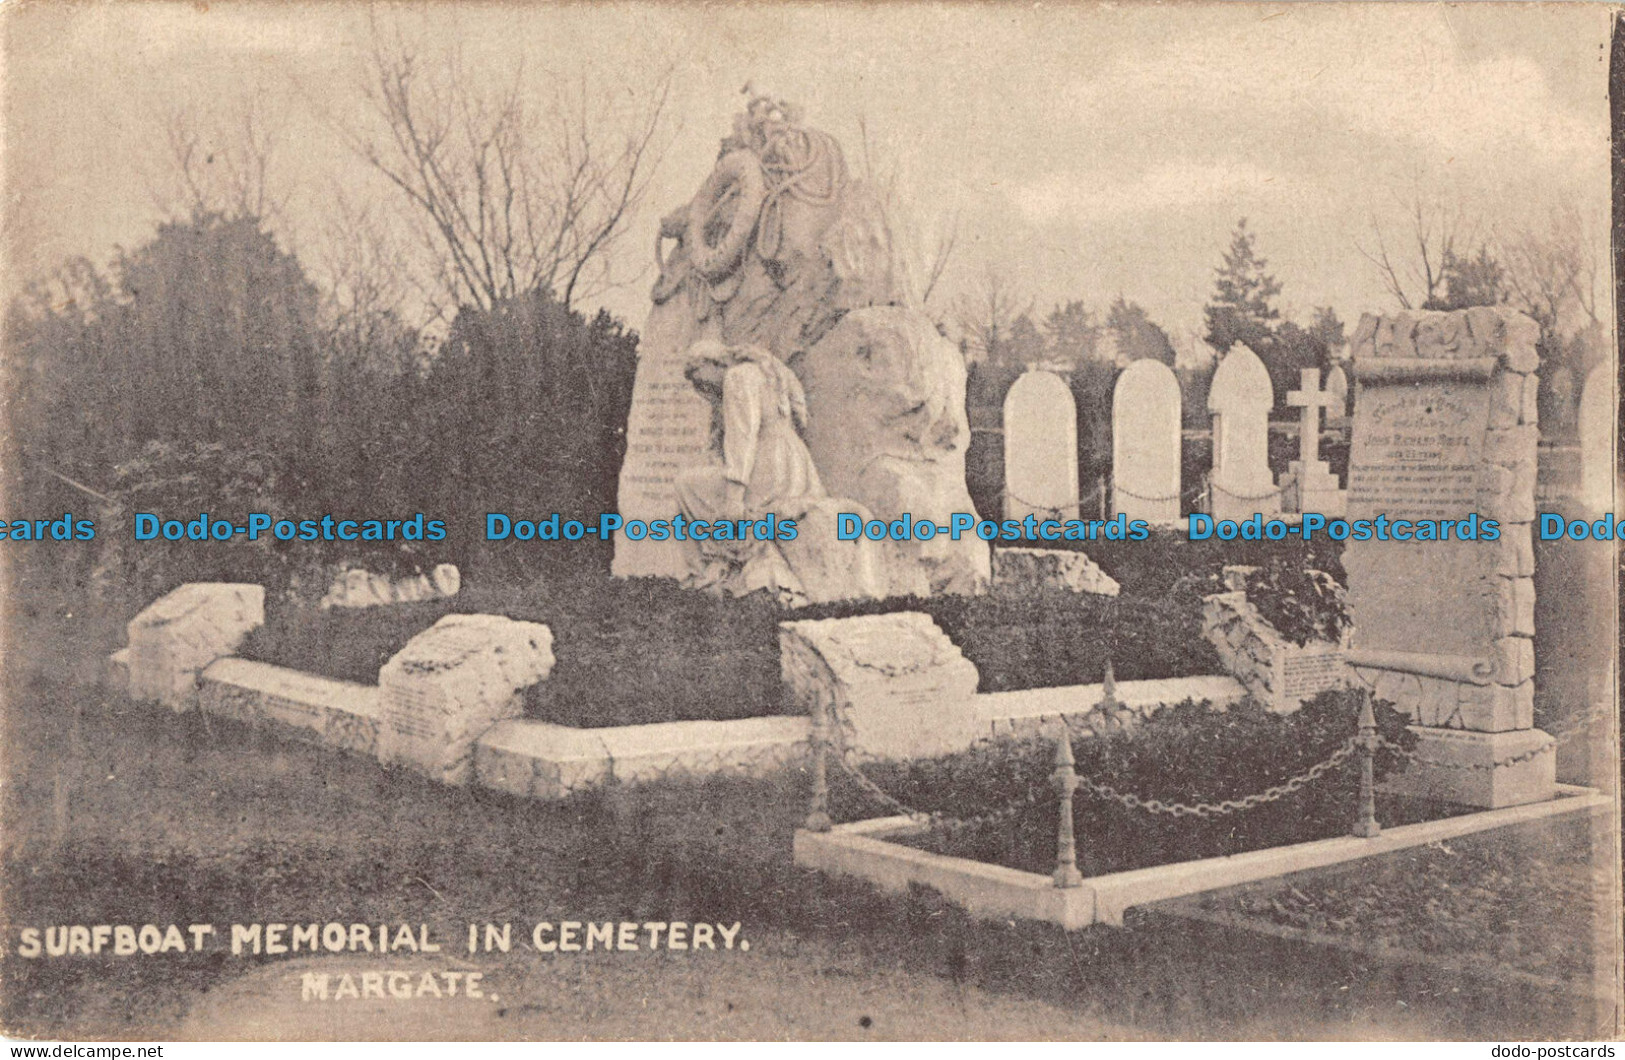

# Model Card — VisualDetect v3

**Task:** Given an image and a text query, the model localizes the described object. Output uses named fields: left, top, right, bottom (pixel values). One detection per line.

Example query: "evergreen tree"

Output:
left=1203, top=219, right=1282, bottom=354
left=1105, top=296, right=1176, bottom=366
left=1432, top=245, right=1505, bottom=311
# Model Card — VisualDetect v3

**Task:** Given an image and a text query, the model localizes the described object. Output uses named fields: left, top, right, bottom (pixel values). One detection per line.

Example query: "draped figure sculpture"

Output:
left=675, top=341, right=883, bottom=604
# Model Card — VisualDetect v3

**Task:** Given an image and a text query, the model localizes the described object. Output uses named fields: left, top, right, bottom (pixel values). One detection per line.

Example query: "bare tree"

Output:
left=157, top=99, right=287, bottom=222
left=855, top=116, right=959, bottom=311
left=350, top=23, right=670, bottom=315
left=1497, top=204, right=1601, bottom=338
left=1355, top=190, right=1475, bottom=311
left=955, top=264, right=1032, bottom=363
left=316, top=189, right=421, bottom=375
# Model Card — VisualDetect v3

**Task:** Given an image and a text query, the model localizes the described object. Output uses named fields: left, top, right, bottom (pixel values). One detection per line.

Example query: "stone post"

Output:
left=1051, top=727, right=1084, bottom=888
left=779, top=613, right=980, bottom=760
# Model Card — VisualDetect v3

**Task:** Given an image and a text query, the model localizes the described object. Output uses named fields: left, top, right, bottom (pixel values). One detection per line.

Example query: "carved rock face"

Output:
left=797, top=305, right=989, bottom=595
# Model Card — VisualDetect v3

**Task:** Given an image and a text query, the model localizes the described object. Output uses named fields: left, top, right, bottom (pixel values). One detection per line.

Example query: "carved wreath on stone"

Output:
left=652, top=94, right=847, bottom=312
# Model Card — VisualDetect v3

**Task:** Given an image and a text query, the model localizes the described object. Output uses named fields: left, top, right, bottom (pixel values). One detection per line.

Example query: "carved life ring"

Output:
left=687, top=150, right=767, bottom=283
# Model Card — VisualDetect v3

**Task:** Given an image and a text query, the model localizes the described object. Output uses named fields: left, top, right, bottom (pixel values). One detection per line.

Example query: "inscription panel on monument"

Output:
left=1347, top=384, right=1487, bottom=520
left=1277, top=650, right=1347, bottom=701
left=1344, top=379, right=1495, bottom=659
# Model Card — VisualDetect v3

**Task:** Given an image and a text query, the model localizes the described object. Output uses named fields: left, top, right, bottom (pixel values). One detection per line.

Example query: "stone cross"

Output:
left=1287, top=368, right=1335, bottom=467
left=1284, top=367, right=1344, bottom=516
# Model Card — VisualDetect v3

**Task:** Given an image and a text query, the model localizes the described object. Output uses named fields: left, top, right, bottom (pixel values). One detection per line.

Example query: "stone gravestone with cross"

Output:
left=1111, top=359, right=1182, bottom=525
left=1285, top=368, right=1345, bottom=517
left=1207, top=344, right=1280, bottom=522
left=1003, top=370, right=1079, bottom=521
left=1343, top=307, right=1553, bottom=808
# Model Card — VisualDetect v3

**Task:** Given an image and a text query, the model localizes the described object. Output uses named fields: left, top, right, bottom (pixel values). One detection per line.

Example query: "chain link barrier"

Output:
left=1372, top=703, right=1610, bottom=773
left=829, top=748, right=1040, bottom=833
left=1112, top=484, right=1182, bottom=503
left=1001, top=485, right=1098, bottom=517
left=820, top=695, right=1603, bottom=837
left=826, top=706, right=1360, bottom=827
left=1072, top=738, right=1358, bottom=818
left=1209, top=480, right=1285, bottom=503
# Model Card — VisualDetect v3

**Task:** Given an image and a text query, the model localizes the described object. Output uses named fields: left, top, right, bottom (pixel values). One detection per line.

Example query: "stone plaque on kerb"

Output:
left=1343, top=307, right=1549, bottom=808
left=1112, top=359, right=1182, bottom=525
left=1207, top=344, right=1279, bottom=521
left=612, top=298, right=718, bottom=579
left=1003, top=370, right=1079, bottom=521
left=779, top=612, right=980, bottom=760
left=126, top=583, right=265, bottom=710
left=378, top=614, right=555, bottom=785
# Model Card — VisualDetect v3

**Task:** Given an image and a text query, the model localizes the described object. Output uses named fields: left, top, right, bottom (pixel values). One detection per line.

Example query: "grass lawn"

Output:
left=1192, top=814, right=1611, bottom=983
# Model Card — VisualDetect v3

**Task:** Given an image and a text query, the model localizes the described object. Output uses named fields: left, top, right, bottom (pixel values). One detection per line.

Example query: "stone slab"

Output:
left=794, top=818, right=1097, bottom=930
left=474, top=715, right=809, bottom=799
left=1378, top=726, right=1556, bottom=808
left=378, top=614, right=555, bottom=785
left=198, top=657, right=382, bottom=757
left=126, top=583, right=265, bottom=710
left=612, top=297, right=717, bottom=579
left=779, top=613, right=981, bottom=760
left=1202, top=591, right=1348, bottom=712
left=991, top=547, right=1119, bottom=596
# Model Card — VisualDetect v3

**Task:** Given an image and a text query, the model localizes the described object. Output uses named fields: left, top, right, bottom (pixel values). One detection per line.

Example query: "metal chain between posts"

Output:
left=1209, top=480, right=1285, bottom=503
left=829, top=749, right=1041, bottom=833
left=1377, top=733, right=1557, bottom=773
left=1073, top=738, right=1358, bottom=818
left=1001, top=486, right=1091, bottom=516
left=1112, top=484, right=1182, bottom=503
left=818, top=695, right=1361, bottom=828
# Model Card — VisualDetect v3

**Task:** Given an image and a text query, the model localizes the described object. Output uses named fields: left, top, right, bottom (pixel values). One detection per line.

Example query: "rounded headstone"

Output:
left=1003, top=370, right=1079, bottom=521
left=1111, top=359, right=1182, bottom=524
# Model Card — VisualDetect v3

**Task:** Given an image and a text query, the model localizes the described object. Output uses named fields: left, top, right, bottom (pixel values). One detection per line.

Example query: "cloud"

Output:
left=1012, top=160, right=1287, bottom=226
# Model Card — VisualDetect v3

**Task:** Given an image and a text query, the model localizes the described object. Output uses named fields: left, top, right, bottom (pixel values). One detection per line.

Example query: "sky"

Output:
left=2, top=2, right=1614, bottom=351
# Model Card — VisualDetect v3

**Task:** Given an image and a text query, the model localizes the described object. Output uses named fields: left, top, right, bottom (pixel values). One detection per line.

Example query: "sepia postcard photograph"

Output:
left=0, top=0, right=1620, bottom=1045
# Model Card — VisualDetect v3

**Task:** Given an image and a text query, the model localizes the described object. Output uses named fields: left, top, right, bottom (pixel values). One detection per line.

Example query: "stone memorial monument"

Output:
left=1343, top=307, right=1553, bottom=808
left=1207, top=344, right=1280, bottom=522
left=1003, top=370, right=1079, bottom=521
left=1111, top=358, right=1182, bottom=524
left=613, top=94, right=989, bottom=597
left=672, top=340, right=885, bottom=604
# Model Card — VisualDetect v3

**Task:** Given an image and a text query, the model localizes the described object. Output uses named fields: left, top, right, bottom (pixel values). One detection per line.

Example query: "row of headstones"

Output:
left=1004, top=347, right=1614, bottom=526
